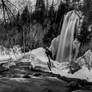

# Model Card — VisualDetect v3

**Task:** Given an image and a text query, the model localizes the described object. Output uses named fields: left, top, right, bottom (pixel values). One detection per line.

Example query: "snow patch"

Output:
left=31, top=47, right=49, bottom=63
left=1, top=46, right=92, bottom=82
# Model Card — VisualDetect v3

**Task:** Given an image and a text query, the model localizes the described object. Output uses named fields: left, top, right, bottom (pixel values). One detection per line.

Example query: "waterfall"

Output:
left=56, top=10, right=81, bottom=62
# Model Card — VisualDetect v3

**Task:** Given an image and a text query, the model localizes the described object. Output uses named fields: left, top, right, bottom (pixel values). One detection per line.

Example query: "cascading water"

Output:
left=56, top=10, right=81, bottom=62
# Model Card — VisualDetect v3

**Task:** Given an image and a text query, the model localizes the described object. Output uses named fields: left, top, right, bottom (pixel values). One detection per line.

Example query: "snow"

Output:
left=30, top=48, right=51, bottom=71
left=10, top=78, right=29, bottom=82
left=31, top=47, right=48, bottom=63
left=0, top=45, right=23, bottom=61
left=31, top=48, right=92, bottom=82
left=0, top=55, right=10, bottom=61
left=52, top=66, right=92, bottom=82
left=1, top=46, right=92, bottom=82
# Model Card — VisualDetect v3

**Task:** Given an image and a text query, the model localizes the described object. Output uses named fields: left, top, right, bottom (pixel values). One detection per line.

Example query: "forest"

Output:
left=0, top=0, right=87, bottom=52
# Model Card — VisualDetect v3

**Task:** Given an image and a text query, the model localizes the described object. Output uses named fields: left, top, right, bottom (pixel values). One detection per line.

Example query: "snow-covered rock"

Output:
left=31, top=47, right=49, bottom=63
left=30, top=48, right=51, bottom=71
left=75, top=50, right=92, bottom=69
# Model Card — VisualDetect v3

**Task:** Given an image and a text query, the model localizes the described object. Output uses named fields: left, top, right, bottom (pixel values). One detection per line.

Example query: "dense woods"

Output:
left=0, top=0, right=92, bottom=53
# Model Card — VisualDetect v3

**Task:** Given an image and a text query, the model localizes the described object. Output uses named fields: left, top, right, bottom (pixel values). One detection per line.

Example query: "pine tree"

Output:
left=32, top=0, right=46, bottom=24
left=35, top=0, right=45, bottom=12
left=21, top=6, right=30, bottom=25
left=16, top=11, right=20, bottom=24
left=78, top=0, right=92, bottom=44
left=20, top=6, right=31, bottom=52
left=55, top=1, right=71, bottom=34
left=48, top=1, right=56, bottom=24
left=43, top=1, right=57, bottom=46
left=15, top=11, right=22, bottom=32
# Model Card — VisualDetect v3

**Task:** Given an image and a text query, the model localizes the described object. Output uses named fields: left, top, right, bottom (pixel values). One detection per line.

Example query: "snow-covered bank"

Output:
left=0, top=45, right=23, bottom=61
left=31, top=48, right=48, bottom=63
left=52, top=65, right=92, bottom=82
left=1, top=46, right=92, bottom=82
left=30, top=48, right=92, bottom=82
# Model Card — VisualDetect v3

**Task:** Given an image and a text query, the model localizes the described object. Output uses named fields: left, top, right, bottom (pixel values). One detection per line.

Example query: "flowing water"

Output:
left=56, top=10, right=81, bottom=62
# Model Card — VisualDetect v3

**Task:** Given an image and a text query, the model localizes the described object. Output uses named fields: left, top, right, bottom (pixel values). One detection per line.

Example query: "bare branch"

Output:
left=5, top=5, right=11, bottom=22
left=6, top=0, right=18, bottom=10
left=5, top=5, right=15, bottom=20
left=1, top=0, right=6, bottom=23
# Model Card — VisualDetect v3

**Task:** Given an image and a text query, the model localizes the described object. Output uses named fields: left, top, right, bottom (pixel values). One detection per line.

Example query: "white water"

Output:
left=56, top=10, right=80, bottom=62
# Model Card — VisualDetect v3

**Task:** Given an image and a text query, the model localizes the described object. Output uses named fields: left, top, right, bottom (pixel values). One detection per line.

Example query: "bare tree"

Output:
left=0, top=0, right=17, bottom=23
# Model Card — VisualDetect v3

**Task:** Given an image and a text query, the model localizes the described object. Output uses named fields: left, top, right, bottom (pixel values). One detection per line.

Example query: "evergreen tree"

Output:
left=43, top=1, right=57, bottom=47
left=32, top=0, right=46, bottom=24
left=16, top=12, right=20, bottom=22
left=15, top=11, right=22, bottom=32
left=78, top=0, right=92, bottom=44
left=15, top=11, right=20, bottom=25
left=21, top=6, right=30, bottom=25
left=48, top=2, right=56, bottom=24
left=55, top=1, right=72, bottom=32
left=35, top=0, right=45, bottom=12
